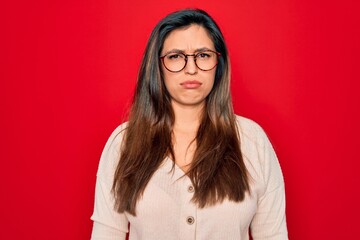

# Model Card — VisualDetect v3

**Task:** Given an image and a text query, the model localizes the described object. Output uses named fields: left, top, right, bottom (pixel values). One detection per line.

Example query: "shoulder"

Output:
left=234, top=115, right=282, bottom=192
left=102, top=122, right=128, bottom=159
left=235, top=115, right=269, bottom=147
left=96, top=122, right=128, bottom=182
left=106, top=122, right=128, bottom=147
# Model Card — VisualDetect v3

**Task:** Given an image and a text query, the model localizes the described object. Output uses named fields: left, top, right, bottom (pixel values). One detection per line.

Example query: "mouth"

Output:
left=180, top=80, right=202, bottom=89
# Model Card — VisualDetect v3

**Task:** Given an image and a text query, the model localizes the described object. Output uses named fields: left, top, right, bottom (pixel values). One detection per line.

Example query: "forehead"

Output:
left=162, top=24, right=214, bottom=52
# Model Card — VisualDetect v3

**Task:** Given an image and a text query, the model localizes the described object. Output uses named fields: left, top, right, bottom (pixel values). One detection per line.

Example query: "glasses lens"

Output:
left=195, top=51, right=218, bottom=71
left=163, top=53, right=186, bottom=72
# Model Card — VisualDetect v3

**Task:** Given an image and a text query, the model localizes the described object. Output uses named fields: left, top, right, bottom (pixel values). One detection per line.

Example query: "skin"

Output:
left=160, top=24, right=217, bottom=171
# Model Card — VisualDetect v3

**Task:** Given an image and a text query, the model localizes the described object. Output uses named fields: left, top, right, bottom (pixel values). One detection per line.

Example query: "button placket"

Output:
left=179, top=177, right=197, bottom=240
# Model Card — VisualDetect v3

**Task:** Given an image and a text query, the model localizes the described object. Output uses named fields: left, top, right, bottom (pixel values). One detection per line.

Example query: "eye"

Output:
left=196, top=52, right=211, bottom=59
left=167, top=53, right=185, bottom=60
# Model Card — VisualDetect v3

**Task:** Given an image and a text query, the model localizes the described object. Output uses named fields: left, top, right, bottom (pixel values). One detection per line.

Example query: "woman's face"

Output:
left=161, top=24, right=216, bottom=109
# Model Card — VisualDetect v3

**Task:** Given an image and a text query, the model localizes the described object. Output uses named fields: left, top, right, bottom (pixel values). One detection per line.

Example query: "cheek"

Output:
left=162, top=65, right=173, bottom=81
left=206, top=71, right=216, bottom=89
left=205, top=80, right=215, bottom=95
left=162, top=72, right=174, bottom=90
left=161, top=68, right=172, bottom=92
left=163, top=76, right=182, bottom=100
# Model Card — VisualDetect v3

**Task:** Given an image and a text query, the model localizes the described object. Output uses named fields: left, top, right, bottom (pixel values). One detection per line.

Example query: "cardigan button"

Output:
left=187, top=185, right=194, bottom=193
left=186, top=216, right=195, bottom=225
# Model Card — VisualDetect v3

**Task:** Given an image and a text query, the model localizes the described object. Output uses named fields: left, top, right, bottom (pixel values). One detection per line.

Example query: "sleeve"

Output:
left=90, top=124, right=129, bottom=240
left=250, top=125, right=288, bottom=240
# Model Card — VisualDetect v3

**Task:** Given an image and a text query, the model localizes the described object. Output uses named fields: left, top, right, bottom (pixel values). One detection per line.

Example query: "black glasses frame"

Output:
left=160, top=50, right=221, bottom=73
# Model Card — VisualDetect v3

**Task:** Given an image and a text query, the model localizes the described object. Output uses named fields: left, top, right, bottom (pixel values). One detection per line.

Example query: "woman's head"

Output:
left=160, top=24, right=217, bottom=109
left=134, top=9, right=231, bottom=123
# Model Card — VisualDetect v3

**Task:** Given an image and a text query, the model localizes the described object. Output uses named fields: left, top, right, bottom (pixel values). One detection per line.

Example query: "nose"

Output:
left=184, top=56, right=198, bottom=75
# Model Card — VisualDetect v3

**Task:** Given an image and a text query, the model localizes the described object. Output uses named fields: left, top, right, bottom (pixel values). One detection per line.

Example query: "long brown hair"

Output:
left=112, top=9, right=250, bottom=215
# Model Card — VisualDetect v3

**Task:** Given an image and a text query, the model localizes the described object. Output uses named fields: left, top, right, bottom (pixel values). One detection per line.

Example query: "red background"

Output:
left=1, top=0, right=359, bottom=239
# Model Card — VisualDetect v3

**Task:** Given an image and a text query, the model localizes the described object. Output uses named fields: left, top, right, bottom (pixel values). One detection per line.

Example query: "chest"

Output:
left=125, top=159, right=261, bottom=240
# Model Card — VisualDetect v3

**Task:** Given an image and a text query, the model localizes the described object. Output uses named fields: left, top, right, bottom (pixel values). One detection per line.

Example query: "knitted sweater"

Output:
left=91, top=116, right=288, bottom=240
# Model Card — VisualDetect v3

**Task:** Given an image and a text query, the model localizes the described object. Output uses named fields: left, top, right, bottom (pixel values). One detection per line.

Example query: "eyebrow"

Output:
left=162, top=47, right=214, bottom=56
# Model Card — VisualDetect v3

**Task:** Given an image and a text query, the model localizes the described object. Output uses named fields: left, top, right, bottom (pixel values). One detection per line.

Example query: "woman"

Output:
left=91, top=9, right=288, bottom=240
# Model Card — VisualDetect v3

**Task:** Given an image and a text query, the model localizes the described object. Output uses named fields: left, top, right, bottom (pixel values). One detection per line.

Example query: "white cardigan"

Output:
left=91, top=116, right=288, bottom=240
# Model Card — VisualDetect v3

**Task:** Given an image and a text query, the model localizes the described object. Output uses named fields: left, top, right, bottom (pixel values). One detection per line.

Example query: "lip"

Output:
left=180, top=80, right=202, bottom=89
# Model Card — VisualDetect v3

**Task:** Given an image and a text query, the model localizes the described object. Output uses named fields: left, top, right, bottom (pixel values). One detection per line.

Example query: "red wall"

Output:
left=2, top=0, right=359, bottom=239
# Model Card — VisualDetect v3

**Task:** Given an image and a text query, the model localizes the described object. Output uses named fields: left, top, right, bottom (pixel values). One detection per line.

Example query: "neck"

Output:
left=172, top=101, right=204, bottom=133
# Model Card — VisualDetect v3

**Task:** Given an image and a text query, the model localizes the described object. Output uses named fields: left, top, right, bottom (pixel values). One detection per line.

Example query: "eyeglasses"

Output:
left=160, top=50, right=221, bottom=73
